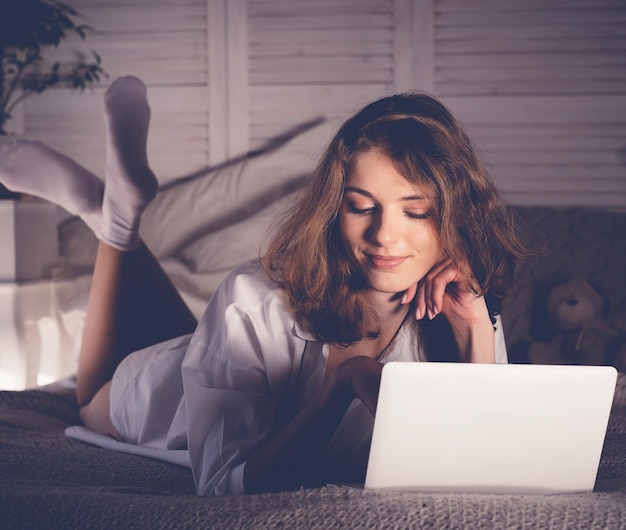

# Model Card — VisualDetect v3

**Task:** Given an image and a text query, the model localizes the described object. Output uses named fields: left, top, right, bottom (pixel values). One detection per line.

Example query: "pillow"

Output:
left=177, top=190, right=299, bottom=275
left=159, top=189, right=301, bottom=318
left=140, top=118, right=340, bottom=259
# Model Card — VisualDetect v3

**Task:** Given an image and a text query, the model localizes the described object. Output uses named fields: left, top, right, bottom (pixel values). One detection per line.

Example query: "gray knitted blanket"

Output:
left=1, top=377, right=625, bottom=529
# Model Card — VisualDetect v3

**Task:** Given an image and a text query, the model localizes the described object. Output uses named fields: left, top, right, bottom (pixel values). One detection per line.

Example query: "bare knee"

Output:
left=79, top=381, right=122, bottom=440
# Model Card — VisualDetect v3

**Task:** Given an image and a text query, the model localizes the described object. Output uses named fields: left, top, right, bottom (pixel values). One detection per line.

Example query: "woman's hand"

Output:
left=244, top=355, right=382, bottom=493
left=401, top=258, right=495, bottom=363
left=401, top=258, right=481, bottom=322
left=329, top=356, right=383, bottom=416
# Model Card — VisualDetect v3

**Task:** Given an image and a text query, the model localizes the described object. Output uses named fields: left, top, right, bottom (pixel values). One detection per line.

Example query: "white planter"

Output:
left=0, top=199, right=62, bottom=282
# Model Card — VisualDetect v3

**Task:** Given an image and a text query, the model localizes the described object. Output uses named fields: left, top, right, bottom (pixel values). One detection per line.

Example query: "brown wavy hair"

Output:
left=262, top=93, right=528, bottom=347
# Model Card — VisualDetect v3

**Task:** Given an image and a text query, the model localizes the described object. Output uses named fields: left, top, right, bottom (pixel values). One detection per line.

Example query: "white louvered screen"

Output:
left=12, top=0, right=626, bottom=208
left=433, top=0, right=626, bottom=208
left=20, top=0, right=212, bottom=185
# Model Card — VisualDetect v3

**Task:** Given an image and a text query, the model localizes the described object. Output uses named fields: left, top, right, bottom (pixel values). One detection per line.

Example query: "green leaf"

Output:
left=0, top=0, right=108, bottom=128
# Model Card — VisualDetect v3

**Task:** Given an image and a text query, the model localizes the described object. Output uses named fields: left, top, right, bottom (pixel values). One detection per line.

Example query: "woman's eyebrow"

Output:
left=344, top=186, right=427, bottom=201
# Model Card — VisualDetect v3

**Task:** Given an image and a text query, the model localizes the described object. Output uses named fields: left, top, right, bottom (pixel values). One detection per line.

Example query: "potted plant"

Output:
left=0, top=0, right=107, bottom=198
left=0, top=0, right=108, bottom=280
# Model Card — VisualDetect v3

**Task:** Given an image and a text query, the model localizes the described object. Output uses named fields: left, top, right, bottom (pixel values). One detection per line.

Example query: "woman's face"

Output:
left=339, top=149, right=444, bottom=295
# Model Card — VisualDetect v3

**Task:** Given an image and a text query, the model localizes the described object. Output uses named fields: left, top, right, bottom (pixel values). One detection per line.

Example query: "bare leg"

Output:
left=77, top=240, right=197, bottom=437
left=0, top=76, right=198, bottom=433
left=77, top=241, right=197, bottom=408
left=78, top=241, right=197, bottom=436
left=79, top=381, right=119, bottom=437
left=77, top=74, right=170, bottom=407
left=74, top=77, right=195, bottom=420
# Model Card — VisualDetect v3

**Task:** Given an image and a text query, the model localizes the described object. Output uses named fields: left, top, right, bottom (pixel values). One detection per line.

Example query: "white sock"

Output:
left=0, top=139, right=103, bottom=233
left=100, top=76, right=158, bottom=251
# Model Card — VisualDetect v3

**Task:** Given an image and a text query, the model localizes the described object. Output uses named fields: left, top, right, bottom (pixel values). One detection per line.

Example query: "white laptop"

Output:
left=365, top=362, right=617, bottom=494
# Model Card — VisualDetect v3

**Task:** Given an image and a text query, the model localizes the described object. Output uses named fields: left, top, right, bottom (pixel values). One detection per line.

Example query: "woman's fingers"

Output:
left=415, top=258, right=476, bottom=320
left=401, top=281, right=418, bottom=305
left=405, top=259, right=479, bottom=321
left=415, top=280, right=427, bottom=320
left=336, top=356, right=383, bottom=416
left=419, top=258, right=449, bottom=319
left=429, top=259, right=460, bottom=318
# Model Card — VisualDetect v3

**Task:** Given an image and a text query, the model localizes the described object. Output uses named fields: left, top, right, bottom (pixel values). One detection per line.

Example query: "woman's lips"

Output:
left=366, top=254, right=408, bottom=269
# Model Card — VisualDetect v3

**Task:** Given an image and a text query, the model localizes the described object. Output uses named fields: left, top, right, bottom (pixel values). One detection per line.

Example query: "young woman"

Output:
left=0, top=77, right=527, bottom=495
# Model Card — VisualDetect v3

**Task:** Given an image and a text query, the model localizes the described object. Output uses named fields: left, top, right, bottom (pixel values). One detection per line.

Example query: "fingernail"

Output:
left=427, top=309, right=435, bottom=320
left=401, top=293, right=408, bottom=304
left=415, top=308, right=422, bottom=320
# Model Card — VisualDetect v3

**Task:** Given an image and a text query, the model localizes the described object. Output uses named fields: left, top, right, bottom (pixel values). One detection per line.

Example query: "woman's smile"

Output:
left=365, top=254, right=408, bottom=270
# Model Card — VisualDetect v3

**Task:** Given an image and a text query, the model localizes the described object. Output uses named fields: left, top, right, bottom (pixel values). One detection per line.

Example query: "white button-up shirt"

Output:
left=100, top=259, right=507, bottom=496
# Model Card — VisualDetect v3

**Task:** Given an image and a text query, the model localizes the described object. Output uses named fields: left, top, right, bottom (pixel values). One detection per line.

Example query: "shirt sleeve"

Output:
left=181, top=264, right=302, bottom=496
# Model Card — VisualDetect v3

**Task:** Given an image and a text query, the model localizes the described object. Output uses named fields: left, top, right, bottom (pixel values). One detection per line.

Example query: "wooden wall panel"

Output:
left=12, top=0, right=626, bottom=208
left=435, top=1, right=626, bottom=96
left=246, top=0, right=397, bottom=153
left=434, top=0, right=626, bottom=208
left=21, top=0, right=211, bottom=184
left=394, top=0, right=434, bottom=92
left=23, top=87, right=209, bottom=184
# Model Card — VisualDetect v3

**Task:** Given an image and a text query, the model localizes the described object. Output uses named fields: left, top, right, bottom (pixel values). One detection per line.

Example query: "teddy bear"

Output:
left=527, top=278, right=626, bottom=372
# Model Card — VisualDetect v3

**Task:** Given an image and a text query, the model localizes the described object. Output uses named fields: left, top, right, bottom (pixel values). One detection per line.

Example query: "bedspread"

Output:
left=1, top=376, right=625, bottom=529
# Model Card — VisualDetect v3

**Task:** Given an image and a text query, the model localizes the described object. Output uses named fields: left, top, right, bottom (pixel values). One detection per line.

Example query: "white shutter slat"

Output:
left=249, top=28, right=393, bottom=46
left=444, top=95, right=626, bottom=124
left=438, top=0, right=626, bottom=10
left=436, top=9, right=626, bottom=27
left=437, top=52, right=626, bottom=69
left=250, top=57, right=393, bottom=84
left=494, top=166, right=626, bottom=181
left=436, top=37, right=626, bottom=55
left=437, top=80, right=626, bottom=97
left=482, top=151, right=620, bottom=167
left=437, top=65, right=626, bottom=84
left=250, top=39, right=393, bottom=57
left=437, top=22, right=626, bottom=40
left=469, top=123, right=624, bottom=139
left=75, top=5, right=207, bottom=32
left=505, top=194, right=625, bottom=208
left=504, top=180, right=625, bottom=195
left=251, top=85, right=389, bottom=111
left=249, top=1, right=391, bottom=16
left=249, top=14, right=393, bottom=31
left=473, top=136, right=625, bottom=153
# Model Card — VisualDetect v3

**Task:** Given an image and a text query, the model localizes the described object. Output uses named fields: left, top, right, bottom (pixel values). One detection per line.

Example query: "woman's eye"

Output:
left=348, top=204, right=375, bottom=215
left=405, top=211, right=431, bottom=220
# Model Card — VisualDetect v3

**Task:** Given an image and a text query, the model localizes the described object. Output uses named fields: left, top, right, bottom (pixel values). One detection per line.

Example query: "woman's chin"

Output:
left=363, top=279, right=415, bottom=298
left=356, top=267, right=426, bottom=298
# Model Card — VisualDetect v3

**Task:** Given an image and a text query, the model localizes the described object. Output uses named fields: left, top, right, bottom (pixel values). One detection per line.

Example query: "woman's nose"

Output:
left=367, top=210, right=399, bottom=245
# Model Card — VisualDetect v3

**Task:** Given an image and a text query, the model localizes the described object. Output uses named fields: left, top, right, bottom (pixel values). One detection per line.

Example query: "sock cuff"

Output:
left=99, top=217, right=142, bottom=252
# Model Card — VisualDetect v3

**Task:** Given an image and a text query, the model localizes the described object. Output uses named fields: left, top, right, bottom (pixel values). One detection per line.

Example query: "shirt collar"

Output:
left=293, top=318, right=319, bottom=342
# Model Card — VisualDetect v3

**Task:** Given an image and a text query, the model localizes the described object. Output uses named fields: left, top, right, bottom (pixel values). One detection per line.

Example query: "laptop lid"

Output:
left=365, top=362, right=617, bottom=494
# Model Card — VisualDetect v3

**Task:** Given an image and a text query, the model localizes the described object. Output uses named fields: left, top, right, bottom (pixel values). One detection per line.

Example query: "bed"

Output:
left=2, top=116, right=626, bottom=528
left=1, top=373, right=625, bottom=528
